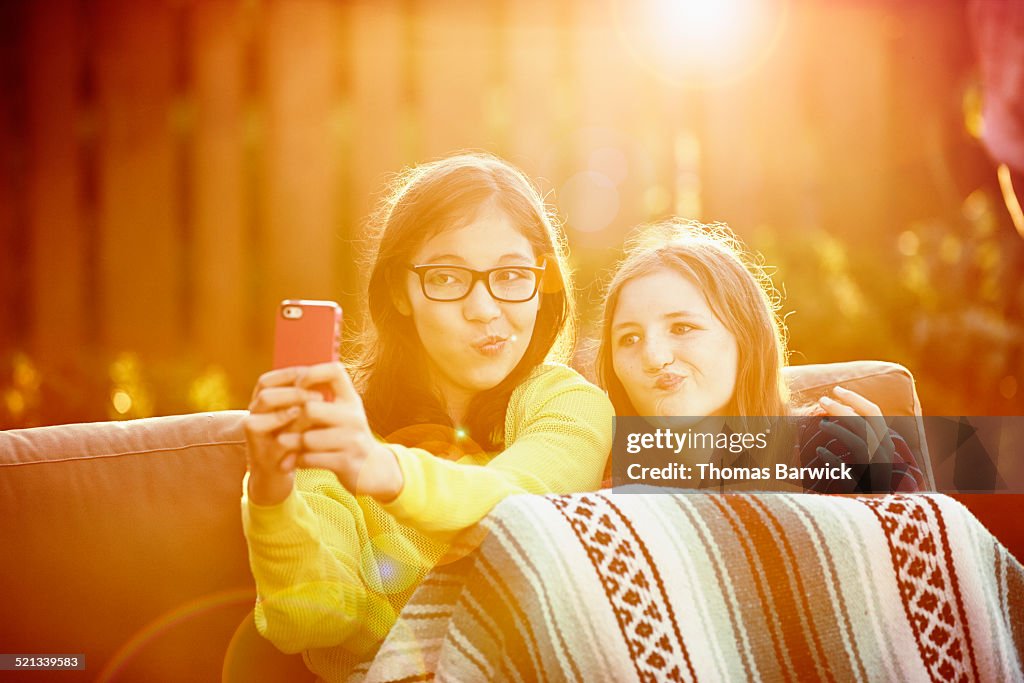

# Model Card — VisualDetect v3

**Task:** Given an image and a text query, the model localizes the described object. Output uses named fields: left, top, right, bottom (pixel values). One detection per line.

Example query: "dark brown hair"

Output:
left=353, top=153, right=575, bottom=450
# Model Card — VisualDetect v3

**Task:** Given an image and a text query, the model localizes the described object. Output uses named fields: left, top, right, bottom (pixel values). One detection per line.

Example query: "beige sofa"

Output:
left=1, top=361, right=1002, bottom=682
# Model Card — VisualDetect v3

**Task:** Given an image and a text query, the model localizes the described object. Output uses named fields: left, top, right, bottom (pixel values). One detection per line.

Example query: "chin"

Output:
left=654, top=399, right=702, bottom=418
left=464, top=365, right=516, bottom=393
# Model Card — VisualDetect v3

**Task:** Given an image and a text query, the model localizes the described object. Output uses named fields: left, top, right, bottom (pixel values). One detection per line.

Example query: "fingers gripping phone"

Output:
left=273, top=300, right=342, bottom=405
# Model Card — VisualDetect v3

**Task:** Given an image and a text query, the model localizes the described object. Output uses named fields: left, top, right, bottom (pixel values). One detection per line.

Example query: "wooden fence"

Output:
left=3, top=0, right=1010, bottom=425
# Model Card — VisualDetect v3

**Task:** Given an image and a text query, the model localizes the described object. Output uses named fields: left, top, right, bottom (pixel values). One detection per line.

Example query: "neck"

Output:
left=443, top=391, right=472, bottom=427
left=427, top=368, right=474, bottom=428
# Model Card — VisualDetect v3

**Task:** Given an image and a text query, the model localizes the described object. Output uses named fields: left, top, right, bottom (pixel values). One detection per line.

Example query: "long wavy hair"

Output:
left=352, top=153, right=575, bottom=451
left=596, top=219, right=790, bottom=418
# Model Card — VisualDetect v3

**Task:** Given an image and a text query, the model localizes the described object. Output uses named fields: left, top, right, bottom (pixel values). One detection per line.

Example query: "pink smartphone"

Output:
left=272, top=299, right=342, bottom=370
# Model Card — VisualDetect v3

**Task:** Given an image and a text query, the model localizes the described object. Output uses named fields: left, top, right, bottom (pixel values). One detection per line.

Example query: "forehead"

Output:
left=411, top=204, right=535, bottom=266
left=613, top=268, right=711, bottom=321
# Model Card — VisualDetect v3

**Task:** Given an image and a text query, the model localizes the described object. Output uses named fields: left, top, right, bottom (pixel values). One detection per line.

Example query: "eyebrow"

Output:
left=612, top=310, right=701, bottom=332
left=418, top=252, right=535, bottom=265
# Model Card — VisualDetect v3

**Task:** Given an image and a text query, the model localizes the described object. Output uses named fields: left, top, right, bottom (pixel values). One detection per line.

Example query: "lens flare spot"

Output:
left=999, top=376, right=1018, bottom=400
left=644, top=185, right=672, bottom=216
left=187, top=365, right=232, bottom=411
left=897, top=231, right=919, bottom=257
left=560, top=171, right=619, bottom=233
left=588, top=147, right=629, bottom=185
left=963, top=81, right=984, bottom=140
left=4, top=389, right=25, bottom=417
left=359, top=533, right=430, bottom=595
left=13, top=352, right=40, bottom=389
left=939, top=235, right=962, bottom=264
left=112, top=390, right=133, bottom=415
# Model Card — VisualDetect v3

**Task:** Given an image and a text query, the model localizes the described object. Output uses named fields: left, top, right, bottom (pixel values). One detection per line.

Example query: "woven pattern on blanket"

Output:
left=352, top=493, right=1024, bottom=682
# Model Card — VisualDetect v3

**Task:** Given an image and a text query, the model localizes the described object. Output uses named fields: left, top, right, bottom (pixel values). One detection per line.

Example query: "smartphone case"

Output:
left=272, top=300, right=342, bottom=369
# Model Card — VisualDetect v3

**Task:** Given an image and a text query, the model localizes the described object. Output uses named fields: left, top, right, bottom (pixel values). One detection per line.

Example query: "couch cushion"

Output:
left=784, top=360, right=922, bottom=416
left=0, top=411, right=256, bottom=682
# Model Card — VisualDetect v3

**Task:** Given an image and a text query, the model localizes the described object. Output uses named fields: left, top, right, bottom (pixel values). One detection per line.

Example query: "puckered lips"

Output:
left=472, top=334, right=509, bottom=357
left=654, top=371, right=685, bottom=391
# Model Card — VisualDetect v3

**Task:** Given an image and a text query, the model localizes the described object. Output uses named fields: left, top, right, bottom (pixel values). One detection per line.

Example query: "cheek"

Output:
left=509, top=301, right=540, bottom=337
left=409, top=301, right=456, bottom=349
left=612, top=351, right=639, bottom=388
left=723, top=338, right=740, bottom=377
left=710, top=338, right=740, bottom=395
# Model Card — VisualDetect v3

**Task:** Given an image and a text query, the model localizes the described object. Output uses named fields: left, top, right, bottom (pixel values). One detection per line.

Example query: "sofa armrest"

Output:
left=783, top=360, right=934, bottom=490
left=0, top=411, right=256, bottom=682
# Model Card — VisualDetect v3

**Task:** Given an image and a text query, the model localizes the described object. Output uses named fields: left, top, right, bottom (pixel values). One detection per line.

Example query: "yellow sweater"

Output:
left=240, top=363, right=613, bottom=681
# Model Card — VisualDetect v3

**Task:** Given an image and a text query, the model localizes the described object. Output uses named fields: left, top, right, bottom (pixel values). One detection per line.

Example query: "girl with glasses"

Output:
left=240, top=153, right=613, bottom=680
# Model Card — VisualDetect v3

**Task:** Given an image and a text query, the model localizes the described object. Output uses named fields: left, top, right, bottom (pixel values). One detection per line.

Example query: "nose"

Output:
left=641, top=335, right=673, bottom=372
left=462, top=279, right=502, bottom=323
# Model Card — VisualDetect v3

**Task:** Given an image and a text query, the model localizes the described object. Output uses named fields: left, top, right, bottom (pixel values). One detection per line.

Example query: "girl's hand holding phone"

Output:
left=274, top=361, right=405, bottom=503
left=243, top=366, right=324, bottom=505
left=244, top=301, right=402, bottom=503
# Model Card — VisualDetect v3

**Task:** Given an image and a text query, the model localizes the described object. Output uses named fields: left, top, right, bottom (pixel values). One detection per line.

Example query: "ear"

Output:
left=390, top=272, right=413, bottom=316
left=538, top=253, right=564, bottom=295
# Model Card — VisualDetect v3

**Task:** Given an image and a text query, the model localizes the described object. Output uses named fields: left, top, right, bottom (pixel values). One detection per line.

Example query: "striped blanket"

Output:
left=352, top=493, right=1024, bottom=682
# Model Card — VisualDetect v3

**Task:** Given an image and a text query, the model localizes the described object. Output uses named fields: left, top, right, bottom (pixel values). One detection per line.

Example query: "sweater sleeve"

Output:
left=240, top=470, right=397, bottom=655
left=378, top=365, right=614, bottom=535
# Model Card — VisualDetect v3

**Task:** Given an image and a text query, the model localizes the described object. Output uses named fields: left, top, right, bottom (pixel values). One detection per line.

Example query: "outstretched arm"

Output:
left=281, top=362, right=614, bottom=538
left=380, top=371, right=614, bottom=535
left=241, top=366, right=401, bottom=654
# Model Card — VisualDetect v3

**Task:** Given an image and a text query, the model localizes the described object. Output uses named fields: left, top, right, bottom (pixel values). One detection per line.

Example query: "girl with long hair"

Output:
left=241, top=153, right=613, bottom=680
left=596, top=218, right=924, bottom=493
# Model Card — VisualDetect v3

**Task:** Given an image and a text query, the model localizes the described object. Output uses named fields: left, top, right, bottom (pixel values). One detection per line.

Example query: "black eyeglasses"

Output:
left=406, top=263, right=546, bottom=302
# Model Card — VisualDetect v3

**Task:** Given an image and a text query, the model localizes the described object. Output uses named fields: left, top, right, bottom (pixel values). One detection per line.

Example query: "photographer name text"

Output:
left=622, top=427, right=852, bottom=483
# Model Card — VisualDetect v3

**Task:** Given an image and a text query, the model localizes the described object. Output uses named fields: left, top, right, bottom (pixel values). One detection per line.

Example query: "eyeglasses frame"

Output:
left=406, top=263, right=547, bottom=303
